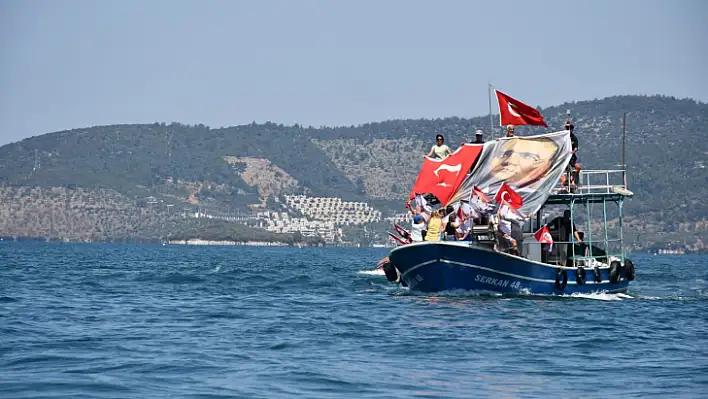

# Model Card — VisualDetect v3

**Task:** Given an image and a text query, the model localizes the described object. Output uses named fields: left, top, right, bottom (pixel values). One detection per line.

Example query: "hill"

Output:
left=0, top=95, right=706, bottom=250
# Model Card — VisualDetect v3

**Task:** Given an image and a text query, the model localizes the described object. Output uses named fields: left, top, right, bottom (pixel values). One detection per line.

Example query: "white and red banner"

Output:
left=449, top=130, right=573, bottom=216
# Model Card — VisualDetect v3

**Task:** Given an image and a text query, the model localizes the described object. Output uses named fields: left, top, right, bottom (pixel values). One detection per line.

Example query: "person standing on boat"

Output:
left=410, top=214, right=426, bottom=242
left=505, top=125, right=515, bottom=138
left=443, top=213, right=459, bottom=241
left=456, top=206, right=473, bottom=241
left=424, top=209, right=444, bottom=241
left=425, top=134, right=453, bottom=159
left=463, top=129, right=485, bottom=145
left=549, top=210, right=583, bottom=264
left=561, top=121, right=582, bottom=191
left=495, top=203, right=524, bottom=255
left=474, top=129, right=485, bottom=143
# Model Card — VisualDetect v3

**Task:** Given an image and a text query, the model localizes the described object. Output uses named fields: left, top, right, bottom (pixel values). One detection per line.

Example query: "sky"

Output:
left=1, top=0, right=706, bottom=145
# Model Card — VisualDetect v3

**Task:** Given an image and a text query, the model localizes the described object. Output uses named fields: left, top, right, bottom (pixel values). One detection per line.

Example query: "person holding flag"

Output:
left=491, top=183, right=526, bottom=255
left=534, top=224, right=555, bottom=262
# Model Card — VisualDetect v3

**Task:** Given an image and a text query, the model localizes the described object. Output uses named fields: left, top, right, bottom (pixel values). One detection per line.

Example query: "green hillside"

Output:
left=0, top=95, right=706, bottom=250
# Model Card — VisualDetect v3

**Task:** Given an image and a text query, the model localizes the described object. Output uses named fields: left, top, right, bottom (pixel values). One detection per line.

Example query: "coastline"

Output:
left=167, top=239, right=290, bottom=246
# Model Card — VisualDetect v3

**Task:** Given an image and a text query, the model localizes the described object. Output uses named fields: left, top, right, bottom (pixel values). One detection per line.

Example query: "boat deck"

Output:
left=546, top=169, right=632, bottom=204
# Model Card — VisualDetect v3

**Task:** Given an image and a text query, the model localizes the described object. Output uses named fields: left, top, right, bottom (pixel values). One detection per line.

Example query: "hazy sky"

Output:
left=1, top=0, right=706, bottom=145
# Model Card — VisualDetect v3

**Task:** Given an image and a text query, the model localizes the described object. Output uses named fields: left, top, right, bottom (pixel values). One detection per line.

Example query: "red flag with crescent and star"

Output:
left=409, top=144, right=483, bottom=207
left=534, top=225, right=554, bottom=251
left=494, top=182, right=523, bottom=210
left=495, top=89, right=548, bottom=127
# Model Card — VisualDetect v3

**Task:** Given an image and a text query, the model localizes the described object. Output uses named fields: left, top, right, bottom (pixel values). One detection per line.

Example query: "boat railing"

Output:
left=542, top=238, right=625, bottom=266
left=553, top=169, right=627, bottom=195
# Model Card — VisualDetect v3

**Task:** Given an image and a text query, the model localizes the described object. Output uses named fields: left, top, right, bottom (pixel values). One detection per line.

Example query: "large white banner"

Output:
left=449, top=130, right=573, bottom=216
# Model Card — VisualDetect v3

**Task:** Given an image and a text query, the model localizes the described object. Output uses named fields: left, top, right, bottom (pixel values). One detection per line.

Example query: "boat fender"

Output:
left=382, top=261, right=398, bottom=283
left=593, top=266, right=602, bottom=283
left=575, top=266, right=586, bottom=285
left=609, top=260, right=621, bottom=284
left=624, top=259, right=636, bottom=281
left=555, top=269, right=568, bottom=290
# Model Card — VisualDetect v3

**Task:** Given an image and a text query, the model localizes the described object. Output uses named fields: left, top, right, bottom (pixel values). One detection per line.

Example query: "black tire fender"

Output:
left=555, top=269, right=568, bottom=290
left=576, top=266, right=586, bottom=285
left=624, top=259, right=636, bottom=281
left=593, top=266, right=602, bottom=283
left=382, top=261, right=398, bottom=283
left=609, top=260, right=621, bottom=284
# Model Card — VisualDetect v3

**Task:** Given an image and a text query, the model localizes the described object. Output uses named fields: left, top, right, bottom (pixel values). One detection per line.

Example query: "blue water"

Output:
left=1, top=243, right=707, bottom=398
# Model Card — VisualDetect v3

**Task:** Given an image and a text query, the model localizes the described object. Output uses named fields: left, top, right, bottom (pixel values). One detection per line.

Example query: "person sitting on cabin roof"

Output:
left=425, top=134, right=453, bottom=159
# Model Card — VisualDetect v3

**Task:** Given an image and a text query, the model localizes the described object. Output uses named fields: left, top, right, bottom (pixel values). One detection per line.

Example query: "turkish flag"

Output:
left=494, top=182, right=523, bottom=210
left=409, top=144, right=483, bottom=206
left=495, top=90, right=548, bottom=127
left=472, top=186, right=491, bottom=203
left=534, top=225, right=554, bottom=251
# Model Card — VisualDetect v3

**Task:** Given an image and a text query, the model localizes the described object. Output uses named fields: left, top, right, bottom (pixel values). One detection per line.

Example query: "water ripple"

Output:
left=1, top=243, right=707, bottom=398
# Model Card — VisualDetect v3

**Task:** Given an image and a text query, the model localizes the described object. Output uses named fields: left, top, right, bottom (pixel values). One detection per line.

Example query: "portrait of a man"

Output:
left=488, top=136, right=559, bottom=190
left=449, top=131, right=572, bottom=216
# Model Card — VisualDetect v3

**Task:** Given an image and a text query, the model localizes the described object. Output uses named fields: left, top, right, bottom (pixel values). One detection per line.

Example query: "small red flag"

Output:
left=473, top=186, right=491, bottom=203
left=495, top=89, right=548, bottom=127
left=494, top=182, right=523, bottom=210
left=534, top=225, right=554, bottom=251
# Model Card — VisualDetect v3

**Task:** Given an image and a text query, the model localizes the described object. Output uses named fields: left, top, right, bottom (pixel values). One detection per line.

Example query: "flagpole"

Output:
left=622, top=112, right=627, bottom=189
left=488, top=83, right=494, bottom=140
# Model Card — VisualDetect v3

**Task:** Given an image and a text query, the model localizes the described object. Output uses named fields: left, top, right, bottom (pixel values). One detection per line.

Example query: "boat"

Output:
left=379, top=98, right=636, bottom=295
left=382, top=176, right=635, bottom=294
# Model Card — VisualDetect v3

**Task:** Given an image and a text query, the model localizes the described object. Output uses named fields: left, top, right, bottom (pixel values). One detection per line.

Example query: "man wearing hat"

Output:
left=473, top=129, right=485, bottom=144
left=462, top=129, right=485, bottom=146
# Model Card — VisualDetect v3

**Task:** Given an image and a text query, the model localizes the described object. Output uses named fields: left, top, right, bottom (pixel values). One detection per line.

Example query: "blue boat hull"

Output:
left=388, top=242, right=630, bottom=295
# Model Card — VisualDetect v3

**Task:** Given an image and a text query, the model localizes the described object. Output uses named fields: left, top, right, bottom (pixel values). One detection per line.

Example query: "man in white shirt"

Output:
left=496, top=203, right=526, bottom=255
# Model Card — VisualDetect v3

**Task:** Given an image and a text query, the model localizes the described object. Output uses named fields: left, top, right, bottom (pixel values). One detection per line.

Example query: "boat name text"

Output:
left=475, top=274, right=521, bottom=290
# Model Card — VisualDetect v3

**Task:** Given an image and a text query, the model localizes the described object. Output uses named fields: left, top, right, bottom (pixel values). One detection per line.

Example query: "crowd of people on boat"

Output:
left=404, top=192, right=524, bottom=255
left=403, top=121, right=583, bottom=255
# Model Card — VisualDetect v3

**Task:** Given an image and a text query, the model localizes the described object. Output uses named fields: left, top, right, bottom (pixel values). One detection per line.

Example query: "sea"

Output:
left=1, top=242, right=707, bottom=399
